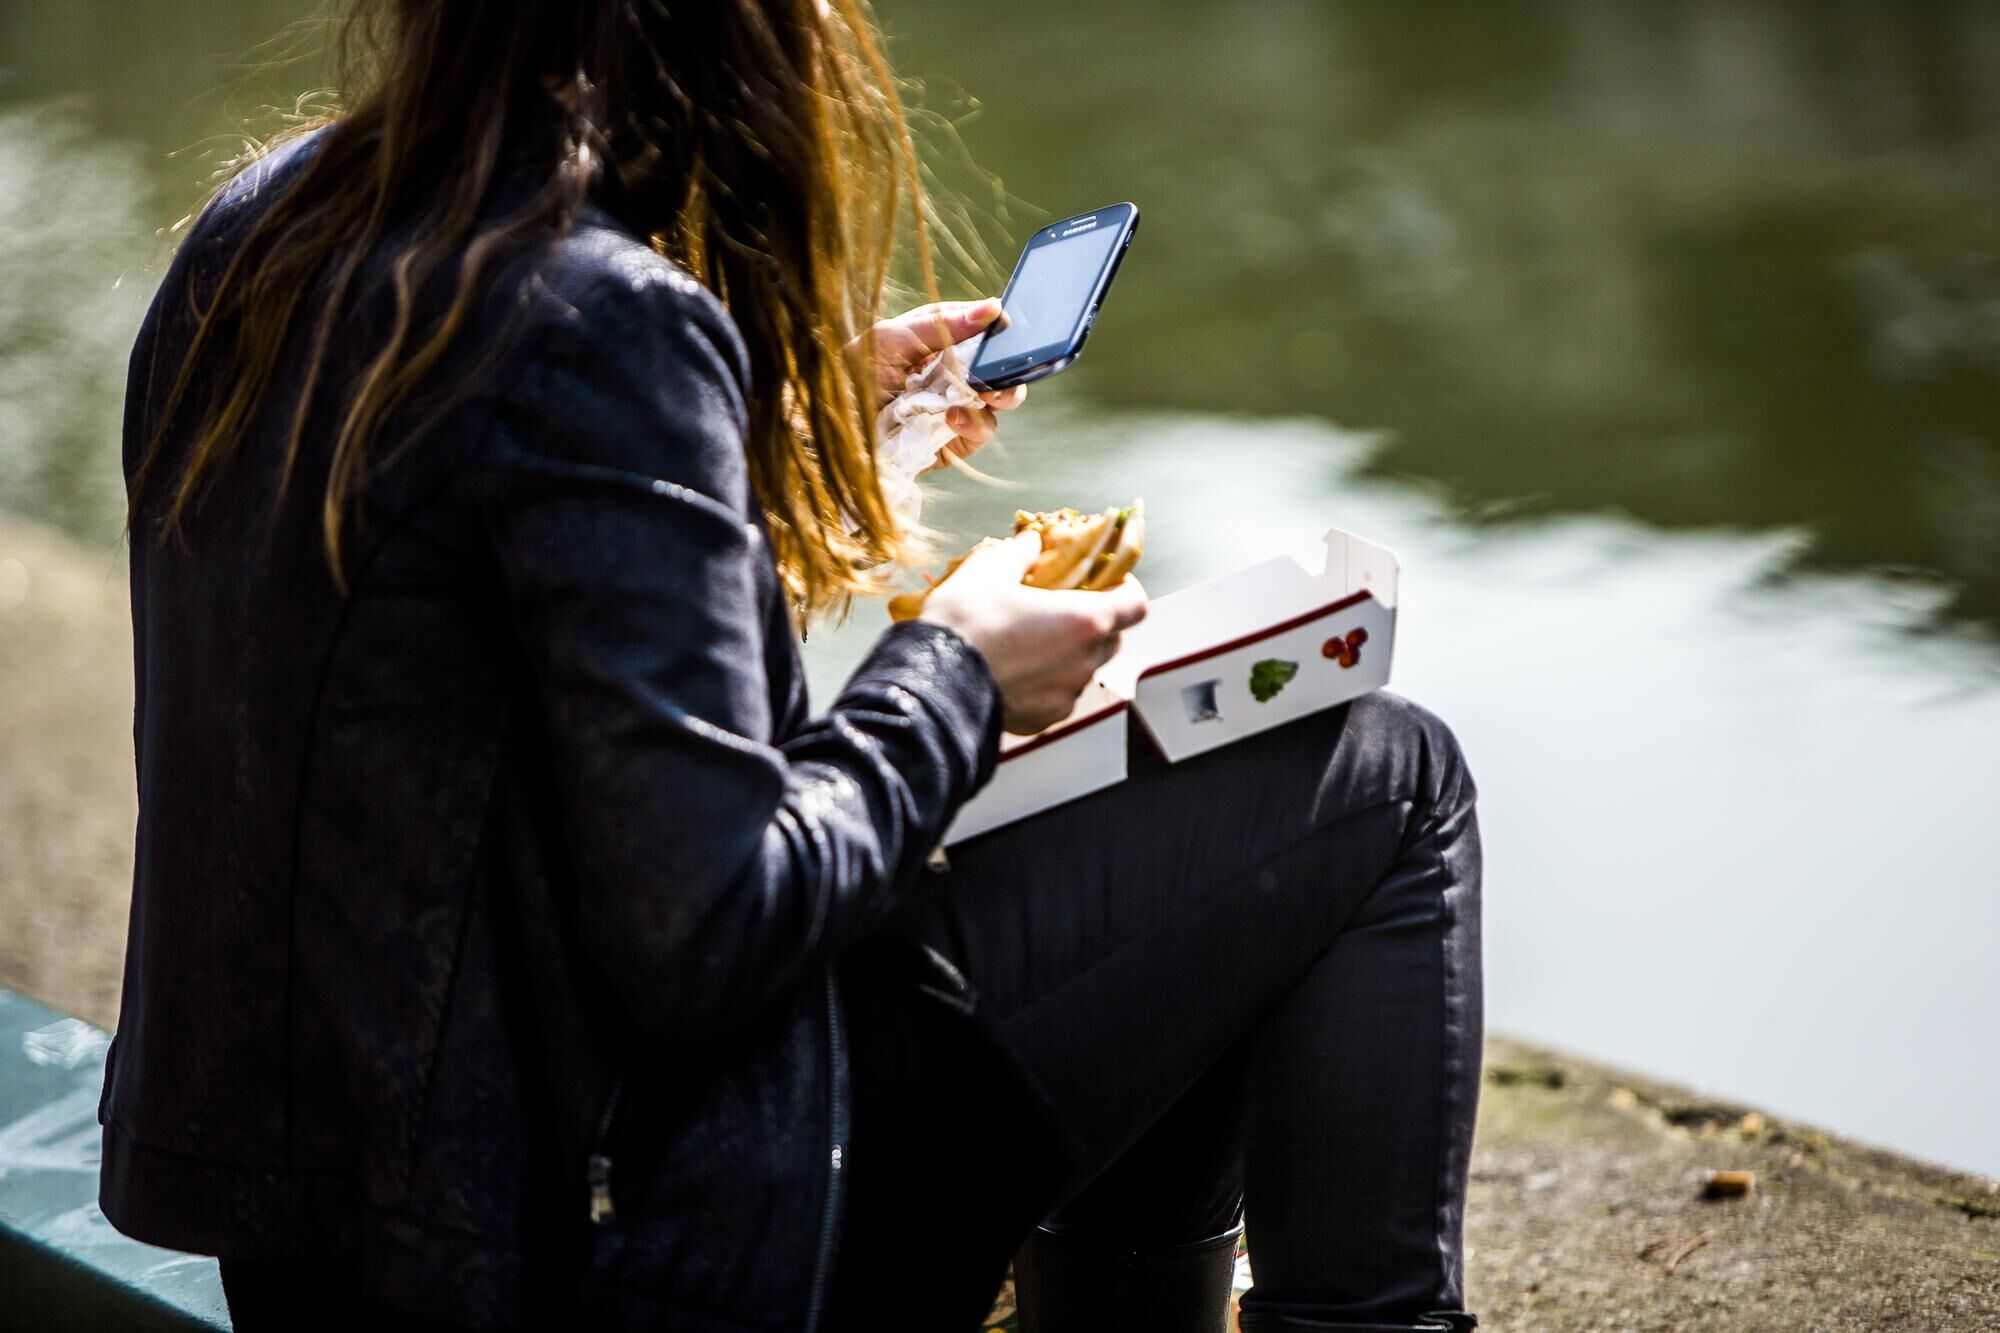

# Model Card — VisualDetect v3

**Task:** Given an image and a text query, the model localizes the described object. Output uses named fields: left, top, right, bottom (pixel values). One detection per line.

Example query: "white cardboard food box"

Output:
left=944, top=527, right=1400, bottom=845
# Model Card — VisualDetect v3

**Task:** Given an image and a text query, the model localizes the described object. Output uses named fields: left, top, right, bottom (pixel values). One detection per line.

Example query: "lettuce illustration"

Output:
left=1249, top=657, right=1299, bottom=703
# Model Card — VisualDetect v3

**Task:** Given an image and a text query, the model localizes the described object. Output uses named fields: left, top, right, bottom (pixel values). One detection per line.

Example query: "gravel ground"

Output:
left=4, top=511, right=1995, bottom=1330
left=0, top=513, right=134, bottom=1028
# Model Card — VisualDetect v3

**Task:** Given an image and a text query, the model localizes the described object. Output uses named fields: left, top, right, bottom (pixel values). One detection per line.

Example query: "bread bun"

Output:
left=888, top=501, right=1144, bottom=622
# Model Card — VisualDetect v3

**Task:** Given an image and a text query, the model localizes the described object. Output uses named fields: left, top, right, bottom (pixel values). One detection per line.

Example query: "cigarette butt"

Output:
left=1701, top=1169, right=1755, bottom=1199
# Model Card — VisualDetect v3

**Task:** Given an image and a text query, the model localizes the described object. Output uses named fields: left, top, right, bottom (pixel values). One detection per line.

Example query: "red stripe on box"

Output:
left=996, top=700, right=1130, bottom=764
left=1136, top=590, right=1376, bottom=679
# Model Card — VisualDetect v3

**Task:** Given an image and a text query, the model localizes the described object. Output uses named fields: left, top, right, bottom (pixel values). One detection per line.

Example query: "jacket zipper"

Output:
left=801, top=969, right=846, bottom=1333
left=587, top=1075, right=625, bottom=1226
left=585, top=980, right=844, bottom=1316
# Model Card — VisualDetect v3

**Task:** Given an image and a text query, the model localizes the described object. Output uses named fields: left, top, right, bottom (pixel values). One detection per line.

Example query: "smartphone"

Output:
left=966, top=202, right=1140, bottom=391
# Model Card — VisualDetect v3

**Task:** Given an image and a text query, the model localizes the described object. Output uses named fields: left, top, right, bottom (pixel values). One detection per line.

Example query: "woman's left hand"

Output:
left=863, top=299, right=1028, bottom=473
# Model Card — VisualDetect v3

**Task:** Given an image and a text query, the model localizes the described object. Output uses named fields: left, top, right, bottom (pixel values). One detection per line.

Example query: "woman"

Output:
left=104, top=3, right=1482, bottom=1331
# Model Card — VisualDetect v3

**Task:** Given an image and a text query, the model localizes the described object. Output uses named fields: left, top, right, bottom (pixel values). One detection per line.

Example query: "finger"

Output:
left=1099, top=579, right=1150, bottom=632
left=1003, top=525, right=1042, bottom=567
left=882, top=298, right=1004, bottom=362
left=920, top=437, right=972, bottom=476
left=1038, top=585, right=1145, bottom=637
left=1002, top=708, right=1048, bottom=738
left=945, top=405, right=998, bottom=449
left=1011, top=706, right=1062, bottom=738
left=979, top=385, right=1028, bottom=413
left=955, top=527, right=1040, bottom=583
left=919, top=428, right=993, bottom=476
left=918, top=443, right=958, bottom=476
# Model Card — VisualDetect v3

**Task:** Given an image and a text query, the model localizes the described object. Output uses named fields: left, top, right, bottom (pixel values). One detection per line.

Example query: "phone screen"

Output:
left=972, top=219, right=1127, bottom=373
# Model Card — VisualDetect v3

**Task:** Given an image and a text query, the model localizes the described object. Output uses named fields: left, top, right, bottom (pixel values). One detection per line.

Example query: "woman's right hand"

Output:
left=919, top=531, right=1149, bottom=735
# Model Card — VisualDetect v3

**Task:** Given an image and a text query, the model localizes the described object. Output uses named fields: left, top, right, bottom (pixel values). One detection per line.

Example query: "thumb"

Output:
left=959, top=528, right=1040, bottom=584
left=891, top=299, right=1006, bottom=358
left=942, top=297, right=1007, bottom=344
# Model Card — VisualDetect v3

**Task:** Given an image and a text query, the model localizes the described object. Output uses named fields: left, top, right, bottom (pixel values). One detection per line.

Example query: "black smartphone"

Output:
left=966, top=202, right=1140, bottom=391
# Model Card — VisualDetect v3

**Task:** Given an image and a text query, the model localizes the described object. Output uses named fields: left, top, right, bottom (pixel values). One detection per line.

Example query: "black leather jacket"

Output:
left=100, top=132, right=1002, bottom=1331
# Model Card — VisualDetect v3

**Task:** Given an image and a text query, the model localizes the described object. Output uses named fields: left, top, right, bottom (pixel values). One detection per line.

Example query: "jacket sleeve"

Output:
left=473, top=259, right=1001, bottom=1042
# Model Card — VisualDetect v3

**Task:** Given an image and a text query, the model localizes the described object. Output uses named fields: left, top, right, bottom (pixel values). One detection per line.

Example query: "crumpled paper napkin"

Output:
left=871, top=334, right=987, bottom=530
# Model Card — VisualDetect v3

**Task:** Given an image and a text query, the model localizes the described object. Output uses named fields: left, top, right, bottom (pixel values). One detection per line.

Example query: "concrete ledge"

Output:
left=1445, top=1035, right=1997, bottom=1329
left=11, top=985, right=1994, bottom=1332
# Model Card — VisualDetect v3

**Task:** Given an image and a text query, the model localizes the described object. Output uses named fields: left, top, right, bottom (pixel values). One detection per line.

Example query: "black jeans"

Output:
left=827, top=691, right=1483, bottom=1330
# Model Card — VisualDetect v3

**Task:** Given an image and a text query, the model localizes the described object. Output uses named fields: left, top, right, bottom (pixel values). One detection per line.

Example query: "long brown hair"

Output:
left=132, top=0, right=937, bottom=615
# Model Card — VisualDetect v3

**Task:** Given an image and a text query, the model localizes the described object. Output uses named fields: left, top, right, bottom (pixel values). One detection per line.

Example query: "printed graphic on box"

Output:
left=943, top=528, right=1399, bottom=844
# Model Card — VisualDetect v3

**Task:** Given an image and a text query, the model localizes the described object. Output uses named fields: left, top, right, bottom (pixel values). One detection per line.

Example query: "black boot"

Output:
left=1013, top=1223, right=1242, bottom=1333
left=1238, top=1310, right=1477, bottom=1332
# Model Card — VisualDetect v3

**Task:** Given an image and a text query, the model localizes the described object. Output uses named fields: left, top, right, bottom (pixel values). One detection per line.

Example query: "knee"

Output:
left=1343, top=691, right=1475, bottom=820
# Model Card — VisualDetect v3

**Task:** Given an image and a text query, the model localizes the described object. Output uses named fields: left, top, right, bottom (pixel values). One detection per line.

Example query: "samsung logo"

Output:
left=1059, top=217, right=1100, bottom=237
